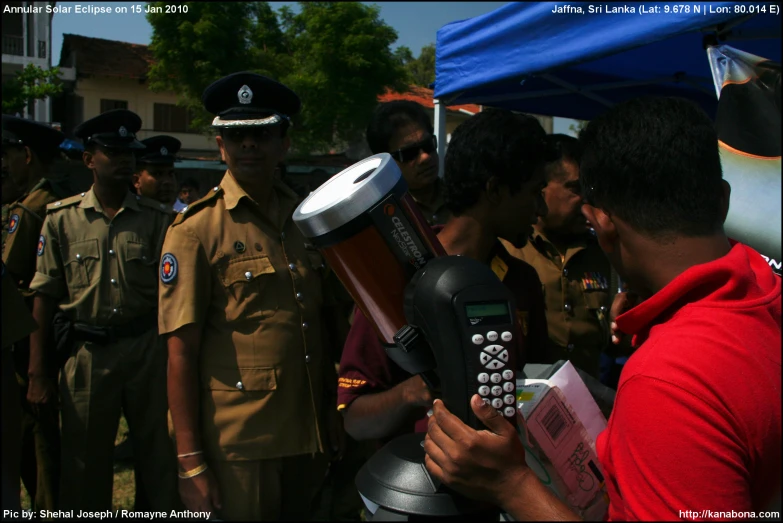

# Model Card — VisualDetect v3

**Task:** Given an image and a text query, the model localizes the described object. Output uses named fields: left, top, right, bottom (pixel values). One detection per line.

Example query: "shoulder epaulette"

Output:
left=46, top=193, right=84, bottom=212
left=171, top=185, right=223, bottom=226
left=136, top=194, right=174, bottom=214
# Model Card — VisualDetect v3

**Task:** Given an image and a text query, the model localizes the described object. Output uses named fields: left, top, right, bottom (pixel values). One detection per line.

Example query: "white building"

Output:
left=2, top=0, right=56, bottom=122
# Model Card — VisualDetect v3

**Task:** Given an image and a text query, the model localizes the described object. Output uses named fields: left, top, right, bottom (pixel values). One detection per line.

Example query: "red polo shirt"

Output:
left=598, top=243, right=782, bottom=520
left=337, top=236, right=547, bottom=438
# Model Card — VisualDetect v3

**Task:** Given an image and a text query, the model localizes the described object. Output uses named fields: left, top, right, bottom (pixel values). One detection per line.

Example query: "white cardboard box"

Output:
left=516, top=361, right=609, bottom=521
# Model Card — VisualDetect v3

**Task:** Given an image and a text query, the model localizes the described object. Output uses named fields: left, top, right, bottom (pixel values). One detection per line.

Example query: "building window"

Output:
left=154, top=103, right=193, bottom=133
left=100, top=99, right=128, bottom=113
left=38, top=40, right=46, bottom=59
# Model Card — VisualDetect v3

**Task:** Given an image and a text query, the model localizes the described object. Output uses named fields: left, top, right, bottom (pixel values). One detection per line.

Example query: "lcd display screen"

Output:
left=465, top=302, right=509, bottom=318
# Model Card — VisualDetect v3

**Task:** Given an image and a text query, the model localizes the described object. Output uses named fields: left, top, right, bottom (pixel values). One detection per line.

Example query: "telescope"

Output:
left=293, top=154, right=521, bottom=520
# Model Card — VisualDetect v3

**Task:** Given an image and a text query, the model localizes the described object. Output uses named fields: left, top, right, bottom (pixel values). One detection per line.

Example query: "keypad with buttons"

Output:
left=474, top=328, right=517, bottom=419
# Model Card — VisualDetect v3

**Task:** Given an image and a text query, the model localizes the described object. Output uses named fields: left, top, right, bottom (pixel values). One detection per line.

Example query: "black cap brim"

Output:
left=92, top=137, right=146, bottom=150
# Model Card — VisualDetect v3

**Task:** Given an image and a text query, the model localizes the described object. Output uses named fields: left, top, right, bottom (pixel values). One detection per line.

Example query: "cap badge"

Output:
left=238, top=85, right=253, bottom=105
left=118, top=126, right=128, bottom=137
left=160, top=146, right=168, bottom=156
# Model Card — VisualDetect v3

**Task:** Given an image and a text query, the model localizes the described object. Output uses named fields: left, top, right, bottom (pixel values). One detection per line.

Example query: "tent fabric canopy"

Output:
left=434, top=2, right=781, bottom=120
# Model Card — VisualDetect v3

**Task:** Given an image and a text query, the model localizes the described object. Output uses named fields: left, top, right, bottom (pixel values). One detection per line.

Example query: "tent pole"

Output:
left=433, top=98, right=447, bottom=178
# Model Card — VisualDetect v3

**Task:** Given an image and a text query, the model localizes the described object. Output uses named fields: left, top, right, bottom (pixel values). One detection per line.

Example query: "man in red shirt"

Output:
left=338, top=109, right=553, bottom=442
left=422, top=97, right=782, bottom=520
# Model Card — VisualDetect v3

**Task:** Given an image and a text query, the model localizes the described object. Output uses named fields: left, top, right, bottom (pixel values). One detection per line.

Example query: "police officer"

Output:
left=27, top=109, right=179, bottom=510
left=2, top=262, right=39, bottom=512
left=132, top=135, right=181, bottom=208
left=502, top=134, right=624, bottom=384
left=159, top=72, right=339, bottom=520
left=2, top=115, right=69, bottom=512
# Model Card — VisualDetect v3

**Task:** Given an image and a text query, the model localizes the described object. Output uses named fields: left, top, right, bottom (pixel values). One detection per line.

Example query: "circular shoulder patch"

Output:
left=8, top=214, right=20, bottom=234
left=160, top=253, right=178, bottom=284
left=37, top=235, right=46, bottom=256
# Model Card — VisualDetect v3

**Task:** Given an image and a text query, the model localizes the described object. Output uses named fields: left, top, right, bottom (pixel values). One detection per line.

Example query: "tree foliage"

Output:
left=404, top=43, right=436, bottom=88
left=2, top=64, right=63, bottom=115
left=146, top=1, right=408, bottom=154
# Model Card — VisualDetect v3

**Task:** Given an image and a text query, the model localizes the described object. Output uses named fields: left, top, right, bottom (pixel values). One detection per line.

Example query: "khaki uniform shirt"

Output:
left=158, top=171, right=333, bottom=462
left=29, top=189, right=172, bottom=326
left=2, top=178, right=67, bottom=292
left=413, top=178, right=451, bottom=227
left=501, top=230, right=614, bottom=379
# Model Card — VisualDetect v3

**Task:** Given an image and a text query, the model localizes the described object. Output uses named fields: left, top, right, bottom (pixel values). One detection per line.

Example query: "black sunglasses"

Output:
left=391, top=135, right=437, bottom=163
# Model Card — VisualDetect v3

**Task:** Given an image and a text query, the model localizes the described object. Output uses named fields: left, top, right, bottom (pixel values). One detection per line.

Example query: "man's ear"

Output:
left=131, top=172, right=141, bottom=191
left=215, top=135, right=227, bottom=163
left=719, top=179, right=731, bottom=224
left=24, top=146, right=33, bottom=166
left=582, top=203, right=617, bottom=253
left=82, top=150, right=94, bottom=170
left=282, top=135, right=291, bottom=155
left=484, top=176, right=503, bottom=205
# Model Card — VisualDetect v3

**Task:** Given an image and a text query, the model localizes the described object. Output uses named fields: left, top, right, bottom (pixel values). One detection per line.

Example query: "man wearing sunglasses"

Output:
left=366, top=101, right=449, bottom=226
left=2, top=115, right=69, bottom=514
left=158, top=72, right=339, bottom=520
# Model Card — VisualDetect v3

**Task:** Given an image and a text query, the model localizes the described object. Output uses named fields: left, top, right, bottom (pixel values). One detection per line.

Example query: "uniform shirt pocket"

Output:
left=123, top=240, right=158, bottom=291
left=206, top=366, right=278, bottom=392
left=62, top=239, right=100, bottom=292
left=582, top=289, right=611, bottom=347
left=220, top=255, right=279, bottom=322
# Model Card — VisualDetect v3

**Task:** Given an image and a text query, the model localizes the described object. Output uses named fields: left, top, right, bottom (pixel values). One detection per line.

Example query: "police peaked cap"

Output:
left=73, top=109, right=145, bottom=149
left=2, top=115, right=65, bottom=159
left=137, top=135, right=181, bottom=165
left=202, top=72, right=301, bottom=128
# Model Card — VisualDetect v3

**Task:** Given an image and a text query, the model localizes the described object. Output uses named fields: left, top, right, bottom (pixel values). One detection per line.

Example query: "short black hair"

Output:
left=545, top=134, right=582, bottom=181
left=444, top=109, right=551, bottom=215
left=180, top=178, right=199, bottom=191
left=579, top=96, right=724, bottom=238
left=366, top=101, right=433, bottom=154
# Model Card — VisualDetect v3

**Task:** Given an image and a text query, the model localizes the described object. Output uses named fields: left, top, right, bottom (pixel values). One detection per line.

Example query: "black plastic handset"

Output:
left=389, top=256, right=520, bottom=431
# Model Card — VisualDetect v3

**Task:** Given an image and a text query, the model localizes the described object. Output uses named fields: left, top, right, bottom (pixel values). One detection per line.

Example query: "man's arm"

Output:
left=28, top=293, right=55, bottom=378
left=338, top=308, right=434, bottom=441
left=167, top=323, right=204, bottom=458
left=343, top=374, right=432, bottom=441
left=424, top=396, right=581, bottom=521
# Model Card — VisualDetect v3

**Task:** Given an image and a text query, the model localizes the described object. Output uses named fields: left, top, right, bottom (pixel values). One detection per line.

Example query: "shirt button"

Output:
left=236, top=381, right=244, bottom=390
left=567, top=343, right=575, bottom=352
left=110, top=278, right=117, bottom=285
left=302, top=322, right=309, bottom=330
left=600, top=306, right=608, bottom=314
left=75, top=253, right=82, bottom=261
left=112, top=308, right=118, bottom=314
left=305, top=355, right=311, bottom=363
left=563, top=268, right=569, bottom=277
left=288, top=263, right=296, bottom=271
left=564, top=302, right=572, bottom=313
left=296, top=292, right=303, bottom=301
left=244, top=271, right=252, bottom=280
left=109, top=249, right=115, bottom=256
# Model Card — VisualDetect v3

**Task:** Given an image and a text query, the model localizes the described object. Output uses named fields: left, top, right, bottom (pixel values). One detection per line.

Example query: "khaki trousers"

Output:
left=59, top=328, right=178, bottom=510
left=211, top=453, right=329, bottom=521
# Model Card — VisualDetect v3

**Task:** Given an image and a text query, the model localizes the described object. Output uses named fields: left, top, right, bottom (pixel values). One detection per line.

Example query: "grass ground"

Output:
left=20, top=415, right=135, bottom=511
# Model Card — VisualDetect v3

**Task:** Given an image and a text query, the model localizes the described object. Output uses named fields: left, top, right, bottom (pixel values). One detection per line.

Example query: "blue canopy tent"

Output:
left=434, top=2, right=780, bottom=118
left=433, top=1, right=781, bottom=270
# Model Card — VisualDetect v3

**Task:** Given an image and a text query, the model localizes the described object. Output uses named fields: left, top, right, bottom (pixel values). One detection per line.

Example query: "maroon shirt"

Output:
left=337, top=238, right=547, bottom=438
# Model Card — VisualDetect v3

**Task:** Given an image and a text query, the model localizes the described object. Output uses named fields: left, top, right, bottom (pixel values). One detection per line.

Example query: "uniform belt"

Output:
left=72, top=311, right=158, bottom=344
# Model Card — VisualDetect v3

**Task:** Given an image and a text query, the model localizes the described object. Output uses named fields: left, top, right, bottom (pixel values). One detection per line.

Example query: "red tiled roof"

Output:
left=378, top=85, right=481, bottom=115
left=59, top=34, right=154, bottom=80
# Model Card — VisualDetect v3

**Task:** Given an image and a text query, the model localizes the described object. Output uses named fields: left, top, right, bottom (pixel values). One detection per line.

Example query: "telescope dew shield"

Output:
left=293, top=153, right=447, bottom=344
